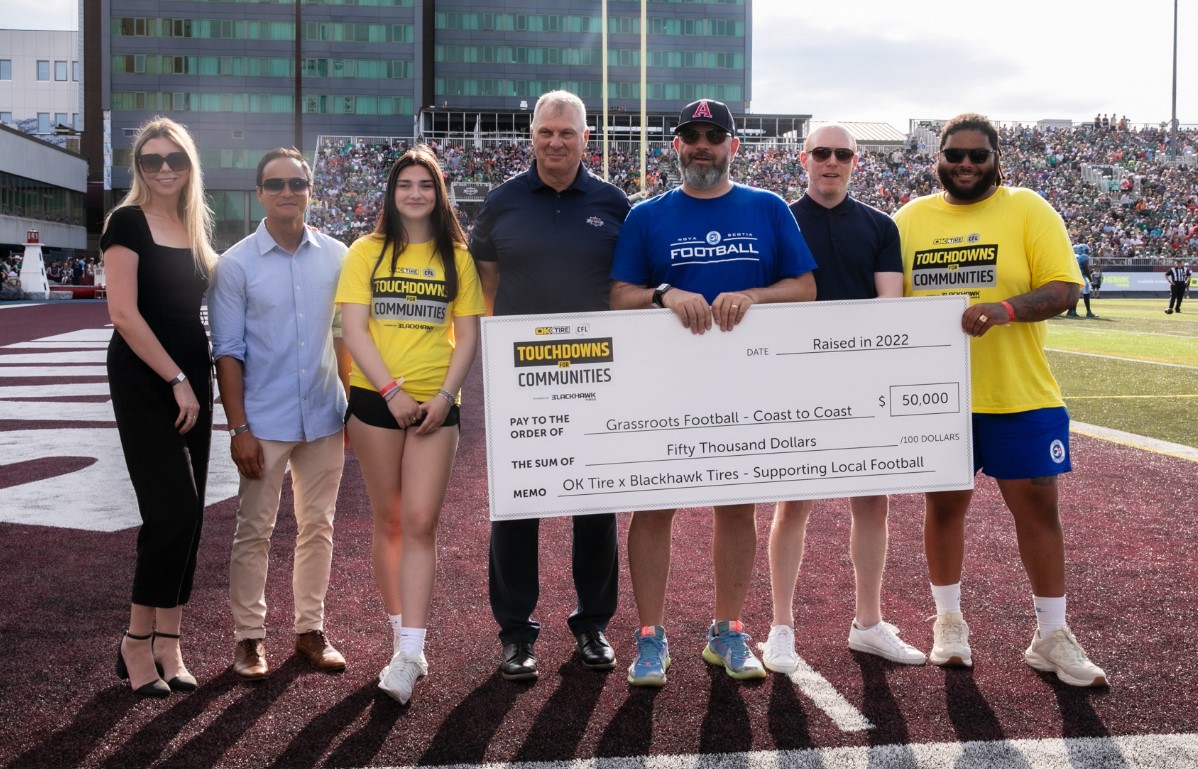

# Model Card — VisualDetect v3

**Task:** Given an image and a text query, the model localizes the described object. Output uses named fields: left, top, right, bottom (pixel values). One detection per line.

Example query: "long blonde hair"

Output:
left=104, top=116, right=217, bottom=274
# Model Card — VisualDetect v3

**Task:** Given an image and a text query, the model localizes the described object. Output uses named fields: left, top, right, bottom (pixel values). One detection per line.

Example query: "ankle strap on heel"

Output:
left=153, top=631, right=181, bottom=640
left=125, top=630, right=153, bottom=641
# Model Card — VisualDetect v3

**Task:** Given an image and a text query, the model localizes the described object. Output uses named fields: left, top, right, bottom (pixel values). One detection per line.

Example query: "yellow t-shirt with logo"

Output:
left=335, top=236, right=485, bottom=402
left=894, top=187, right=1081, bottom=414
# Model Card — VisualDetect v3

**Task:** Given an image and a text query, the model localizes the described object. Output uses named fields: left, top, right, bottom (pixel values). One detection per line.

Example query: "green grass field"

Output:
left=1045, top=298, right=1197, bottom=448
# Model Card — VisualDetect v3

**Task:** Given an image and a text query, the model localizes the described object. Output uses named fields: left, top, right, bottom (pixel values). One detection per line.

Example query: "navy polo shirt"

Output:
left=470, top=161, right=631, bottom=316
left=789, top=193, right=902, bottom=301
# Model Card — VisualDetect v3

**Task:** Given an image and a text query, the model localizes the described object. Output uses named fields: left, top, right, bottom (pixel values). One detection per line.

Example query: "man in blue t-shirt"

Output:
left=610, top=98, right=817, bottom=687
left=1066, top=242, right=1097, bottom=318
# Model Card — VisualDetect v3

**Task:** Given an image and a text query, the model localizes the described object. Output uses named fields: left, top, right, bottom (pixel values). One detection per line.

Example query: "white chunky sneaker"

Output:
left=761, top=624, right=799, bottom=673
left=929, top=610, right=972, bottom=667
left=1024, top=626, right=1108, bottom=687
left=848, top=620, right=926, bottom=665
left=378, top=651, right=429, bottom=704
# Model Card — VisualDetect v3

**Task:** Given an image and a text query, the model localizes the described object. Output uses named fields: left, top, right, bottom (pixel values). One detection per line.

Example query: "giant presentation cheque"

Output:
left=481, top=295, right=974, bottom=521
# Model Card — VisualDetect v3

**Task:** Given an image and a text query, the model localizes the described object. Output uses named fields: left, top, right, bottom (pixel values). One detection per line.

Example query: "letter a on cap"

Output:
left=693, top=100, right=713, bottom=120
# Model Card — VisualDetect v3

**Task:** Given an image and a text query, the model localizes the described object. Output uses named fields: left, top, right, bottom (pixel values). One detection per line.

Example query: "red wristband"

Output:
left=378, top=377, right=404, bottom=398
left=1000, top=300, right=1016, bottom=323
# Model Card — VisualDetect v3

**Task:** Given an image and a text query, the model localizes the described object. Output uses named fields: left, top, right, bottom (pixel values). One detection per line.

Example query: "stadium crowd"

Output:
left=306, top=124, right=1198, bottom=264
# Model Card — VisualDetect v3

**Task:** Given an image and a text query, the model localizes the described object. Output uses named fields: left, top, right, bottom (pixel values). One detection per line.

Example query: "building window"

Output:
left=37, top=61, right=50, bottom=80
left=0, top=60, right=11, bottom=80
left=73, top=62, right=80, bottom=81
left=54, top=113, right=68, bottom=129
left=73, top=113, right=81, bottom=131
left=55, top=61, right=68, bottom=81
left=38, top=113, right=51, bottom=134
left=0, top=112, right=12, bottom=125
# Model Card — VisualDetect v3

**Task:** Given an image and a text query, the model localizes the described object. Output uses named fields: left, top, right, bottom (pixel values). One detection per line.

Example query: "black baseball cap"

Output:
left=674, top=99, right=736, bottom=136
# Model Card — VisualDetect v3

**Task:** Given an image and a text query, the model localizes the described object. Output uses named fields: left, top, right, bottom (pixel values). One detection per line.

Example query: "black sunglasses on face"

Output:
left=808, top=146, right=855, bottom=162
left=260, top=177, right=311, bottom=193
left=941, top=148, right=998, bottom=164
left=677, top=127, right=729, bottom=145
left=137, top=152, right=191, bottom=173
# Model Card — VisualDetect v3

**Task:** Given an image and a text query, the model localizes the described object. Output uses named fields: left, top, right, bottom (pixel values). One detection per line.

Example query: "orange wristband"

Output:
left=1001, top=300, right=1016, bottom=323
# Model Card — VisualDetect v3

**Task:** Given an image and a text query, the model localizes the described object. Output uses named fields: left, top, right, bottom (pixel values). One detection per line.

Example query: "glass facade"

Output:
left=0, top=171, right=84, bottom=226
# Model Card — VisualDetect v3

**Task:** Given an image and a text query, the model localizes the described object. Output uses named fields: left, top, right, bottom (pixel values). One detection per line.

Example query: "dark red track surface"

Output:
left=0, top=302, right=1195, bottom=768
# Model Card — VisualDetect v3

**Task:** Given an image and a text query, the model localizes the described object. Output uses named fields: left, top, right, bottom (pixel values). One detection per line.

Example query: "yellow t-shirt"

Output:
left=335, top=235, right=485, bottom=401
left=894, top=187, right=1081, bottom=414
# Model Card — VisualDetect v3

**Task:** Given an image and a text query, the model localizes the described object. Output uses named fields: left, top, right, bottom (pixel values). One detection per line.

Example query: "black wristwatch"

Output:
left=651, top=282, right=673, bottom=308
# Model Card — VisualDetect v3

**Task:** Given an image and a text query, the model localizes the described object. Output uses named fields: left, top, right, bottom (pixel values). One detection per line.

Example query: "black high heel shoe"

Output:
left=152, top=631, right=198, bottom=692
left=116, top=631, right=171, bottom=698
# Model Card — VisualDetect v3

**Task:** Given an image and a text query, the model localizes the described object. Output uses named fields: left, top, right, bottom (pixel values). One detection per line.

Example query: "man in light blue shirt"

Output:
left=210, top=147, right=350, bottom=680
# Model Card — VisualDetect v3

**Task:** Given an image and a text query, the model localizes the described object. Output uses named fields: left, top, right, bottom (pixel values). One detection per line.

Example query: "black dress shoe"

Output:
left=500, top=641, right=538, bottom=681
left=575, top=630, right=616, bottom=670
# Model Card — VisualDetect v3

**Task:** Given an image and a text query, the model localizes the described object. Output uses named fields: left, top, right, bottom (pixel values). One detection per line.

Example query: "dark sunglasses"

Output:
left=137, top=152, right=191, bottom=173
left=941, top=147, right=998, bottom=164
left=808, top=146, right=855, bottom=162
left=677, top=127, right=729, bottom=145
left=260, top=177, right=311, bottom=193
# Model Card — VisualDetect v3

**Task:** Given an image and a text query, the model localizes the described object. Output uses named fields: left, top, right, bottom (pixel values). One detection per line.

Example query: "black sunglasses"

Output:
left=137, top=152, right=191, bottom=173
left=260, top=177, right=311, bottom=193
left=677, top=127, right=729, bottom=145
left=808, top=147, right=855, bottom=162
left=941, top=148, right=998, bottom=164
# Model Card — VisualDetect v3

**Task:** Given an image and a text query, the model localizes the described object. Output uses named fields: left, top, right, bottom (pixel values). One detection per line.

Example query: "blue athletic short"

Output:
left=972, top=407, right=1071, bottom=479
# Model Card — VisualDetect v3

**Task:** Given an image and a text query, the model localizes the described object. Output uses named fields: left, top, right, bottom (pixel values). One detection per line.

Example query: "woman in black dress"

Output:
left=102, top=117, right=217, bottom=697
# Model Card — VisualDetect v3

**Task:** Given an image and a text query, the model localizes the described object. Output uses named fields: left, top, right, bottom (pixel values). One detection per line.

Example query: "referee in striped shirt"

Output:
left=1165, top=258, right=1192, bottom=314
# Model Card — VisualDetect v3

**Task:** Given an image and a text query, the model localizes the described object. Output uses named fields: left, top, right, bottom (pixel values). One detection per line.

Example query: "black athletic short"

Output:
left=346, top=385, right=461, bottom=430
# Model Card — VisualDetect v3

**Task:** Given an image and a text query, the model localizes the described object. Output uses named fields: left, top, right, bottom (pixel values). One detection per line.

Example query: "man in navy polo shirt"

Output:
left=763, top=124, right=925, bottom=675
left=471, top=90, right=630, bottom=681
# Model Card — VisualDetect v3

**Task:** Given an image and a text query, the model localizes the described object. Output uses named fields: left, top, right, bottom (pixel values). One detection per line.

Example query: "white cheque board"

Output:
left=481, top=295, right=974, bottom=521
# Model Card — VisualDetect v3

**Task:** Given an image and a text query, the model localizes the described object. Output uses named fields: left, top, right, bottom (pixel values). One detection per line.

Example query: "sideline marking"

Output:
left=784, top=656, right=873, bottom=732
left=1047, top=348, right=1198, bottom=370
left=341, top=732, right=1197, bottom=769
left=1072, top=420, right=1198, bottom=462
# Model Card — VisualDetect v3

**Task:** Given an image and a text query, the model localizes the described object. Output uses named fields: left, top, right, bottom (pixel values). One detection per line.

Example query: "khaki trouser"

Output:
left=229, top=432, right=344, bottom=641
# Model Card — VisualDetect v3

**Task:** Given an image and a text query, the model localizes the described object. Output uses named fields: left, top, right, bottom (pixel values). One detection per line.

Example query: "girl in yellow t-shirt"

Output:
left=335, top=146, right=484, bottom=705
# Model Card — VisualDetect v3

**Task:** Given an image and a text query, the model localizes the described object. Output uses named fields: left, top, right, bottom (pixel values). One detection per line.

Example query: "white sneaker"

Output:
left=1024, top=626, right=1108, bottom=687
left=929, top=610, right=972, bottom=667
left=761, top=624, right=798, bottom=673
left=848, top=620, right=926, bottom=665
left=378, top=650, right=428, bottom=704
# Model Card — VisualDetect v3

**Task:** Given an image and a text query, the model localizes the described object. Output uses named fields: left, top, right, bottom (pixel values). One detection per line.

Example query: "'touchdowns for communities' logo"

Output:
left=512, top=337, right=615, bottom=388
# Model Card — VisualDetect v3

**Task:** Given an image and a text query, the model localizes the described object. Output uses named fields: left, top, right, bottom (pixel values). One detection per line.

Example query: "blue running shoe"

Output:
left=627, top=625, right=670, bottom=687
left=702, top=620, right=766, bottom=680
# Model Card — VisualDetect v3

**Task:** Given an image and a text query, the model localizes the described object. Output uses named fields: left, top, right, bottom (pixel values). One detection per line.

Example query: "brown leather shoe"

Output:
left=233, top=638, right=269, bottom=680
left=295, top=630, right=346, bottom=672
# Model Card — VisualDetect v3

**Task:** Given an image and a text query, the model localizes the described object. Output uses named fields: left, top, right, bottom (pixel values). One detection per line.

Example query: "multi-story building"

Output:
left=84, top=0, right=774, bottom=247
left=0, top=28, right=83, bottom=135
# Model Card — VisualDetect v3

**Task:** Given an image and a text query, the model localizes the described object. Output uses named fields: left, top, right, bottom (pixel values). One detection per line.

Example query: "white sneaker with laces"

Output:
left=378, top=650, right=429, bottom=704
left=761, top=624, right=798, bottom=673
left=848, top=620, right=926, bottom=664
left=929, top=610, right=972, bottom=667
left=1024, top=626, right=1108, bottom=687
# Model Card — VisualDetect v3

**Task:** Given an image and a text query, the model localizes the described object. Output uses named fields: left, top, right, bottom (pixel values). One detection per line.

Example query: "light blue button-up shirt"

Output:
left=210, top=219, right=348, bottom=443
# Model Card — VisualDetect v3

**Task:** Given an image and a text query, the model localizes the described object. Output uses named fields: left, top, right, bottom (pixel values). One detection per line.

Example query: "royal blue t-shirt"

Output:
left=610, top=184, right=816, bottom=302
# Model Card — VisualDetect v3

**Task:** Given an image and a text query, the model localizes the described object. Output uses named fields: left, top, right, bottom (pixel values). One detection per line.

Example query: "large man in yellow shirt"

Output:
left=894, top=113, right=1107, bottom=688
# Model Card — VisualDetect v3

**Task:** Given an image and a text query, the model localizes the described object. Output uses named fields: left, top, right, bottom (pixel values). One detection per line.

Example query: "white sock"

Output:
left=1033, top=595, right=1066, bottom=636
left=931, top=582, right=962, bottom=614
left=388, top=613, right=403, bottom=642
left=399, top=626, right=427, bottom=657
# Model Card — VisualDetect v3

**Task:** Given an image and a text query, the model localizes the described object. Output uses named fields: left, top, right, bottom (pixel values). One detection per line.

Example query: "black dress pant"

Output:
left=488, top=513, right=618, bottom=645
left=1169, top=284, right=1187, bottom=311
left=109, top=332, right=212, bottom=608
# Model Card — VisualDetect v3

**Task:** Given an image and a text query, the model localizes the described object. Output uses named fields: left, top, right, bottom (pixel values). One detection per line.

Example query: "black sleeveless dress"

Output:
left=102, top=206, right=212, bottom=608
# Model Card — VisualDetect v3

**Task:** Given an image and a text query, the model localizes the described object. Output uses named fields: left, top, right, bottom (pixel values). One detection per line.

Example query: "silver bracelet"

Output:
left=436, top=388, right=455, bottom=405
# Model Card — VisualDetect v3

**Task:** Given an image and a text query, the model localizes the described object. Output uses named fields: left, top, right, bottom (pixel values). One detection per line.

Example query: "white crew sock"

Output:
left=399, top=626, right=427, bottom=657
left=1033, top=595, right=1066, bottom=636
left=931, top=582, right=962, bottom=614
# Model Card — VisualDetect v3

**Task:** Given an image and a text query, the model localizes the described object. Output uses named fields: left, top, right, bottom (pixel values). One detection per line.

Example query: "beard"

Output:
left=679, top=151, right=730, bottom=189
left=937, top=161, right=999, bottom=202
